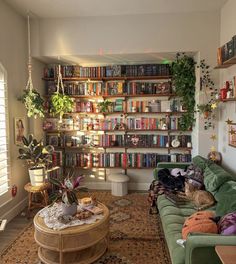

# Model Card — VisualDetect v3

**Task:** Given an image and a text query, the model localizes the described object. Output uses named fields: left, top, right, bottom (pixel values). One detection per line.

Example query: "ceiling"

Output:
left=35, top=52, right=196, bottom=67
left=5, top=0, right=227, bottom=18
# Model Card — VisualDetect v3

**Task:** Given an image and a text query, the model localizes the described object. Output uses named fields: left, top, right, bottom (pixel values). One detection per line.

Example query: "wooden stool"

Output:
left=24, top=182, right=50, bottom=218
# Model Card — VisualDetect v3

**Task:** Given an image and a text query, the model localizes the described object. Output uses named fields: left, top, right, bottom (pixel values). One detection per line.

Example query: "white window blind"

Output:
left=0, top=64, right=10, bottom=204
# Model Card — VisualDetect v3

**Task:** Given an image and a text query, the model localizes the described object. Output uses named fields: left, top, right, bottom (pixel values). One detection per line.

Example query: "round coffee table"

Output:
left=34, top=202, right=109, bottom=264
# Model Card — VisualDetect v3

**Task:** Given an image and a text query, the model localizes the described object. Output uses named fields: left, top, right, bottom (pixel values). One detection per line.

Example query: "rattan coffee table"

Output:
left=34, top=202, right=109, bottom=264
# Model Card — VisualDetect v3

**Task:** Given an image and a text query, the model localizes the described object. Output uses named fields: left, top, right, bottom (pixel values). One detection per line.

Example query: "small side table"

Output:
left=24, top=182, right=50, bottom=218
left=215, top=245, right=236, bottom=264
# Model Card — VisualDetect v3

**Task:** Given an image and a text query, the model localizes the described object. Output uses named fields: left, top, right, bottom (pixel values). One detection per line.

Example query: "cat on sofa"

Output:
left=185, top=181, right=216, bottom=211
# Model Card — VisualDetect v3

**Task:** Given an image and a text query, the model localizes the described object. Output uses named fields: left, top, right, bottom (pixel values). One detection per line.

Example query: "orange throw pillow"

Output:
left=182, top=211, right=218, bottom=239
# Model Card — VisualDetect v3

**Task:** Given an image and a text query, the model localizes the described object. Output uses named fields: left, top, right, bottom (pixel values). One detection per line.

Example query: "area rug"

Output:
left=0, top=192, right=171, bottom=264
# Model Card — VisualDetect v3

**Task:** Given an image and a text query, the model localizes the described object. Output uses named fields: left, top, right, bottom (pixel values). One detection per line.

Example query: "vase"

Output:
left=29, top=167, right=45, bottom=186
left=61, top=203, right=77, bottom=216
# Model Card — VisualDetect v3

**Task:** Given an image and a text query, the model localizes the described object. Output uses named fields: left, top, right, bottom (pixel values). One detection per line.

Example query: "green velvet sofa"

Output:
left=153, top=155, right=236, bottom=264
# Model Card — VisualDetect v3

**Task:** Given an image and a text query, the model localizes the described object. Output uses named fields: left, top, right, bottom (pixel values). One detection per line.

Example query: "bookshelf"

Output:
left=43, top=64, right=192, bottom=175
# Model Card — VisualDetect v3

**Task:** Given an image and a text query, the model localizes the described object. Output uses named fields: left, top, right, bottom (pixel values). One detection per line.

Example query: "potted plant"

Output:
left=19, top=89, right=45, bottom=118
left=197, top=104, right=212, bottom=119
left=49, top=170, right=87, bottom=216
left=97, top=100, right=113, bottom=113
left=18, top=135, right=54, bottom=186
left=50, top=92, right=74, bottom=122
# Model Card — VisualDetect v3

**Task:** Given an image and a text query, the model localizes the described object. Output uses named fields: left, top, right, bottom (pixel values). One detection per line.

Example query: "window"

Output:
left=0, top=63, right=10, bottom=206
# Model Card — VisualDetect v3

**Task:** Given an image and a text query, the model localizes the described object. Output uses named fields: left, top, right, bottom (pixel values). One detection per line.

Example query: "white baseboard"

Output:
left=86, top=182, right=149, bottom=191
left=1, top=197, right=28, bottom=222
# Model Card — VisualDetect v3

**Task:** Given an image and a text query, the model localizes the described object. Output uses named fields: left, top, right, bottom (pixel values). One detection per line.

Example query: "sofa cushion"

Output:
left=218, top=211, right=236, bottom=235
left=182, top=211, right=218, bottom=239
left=204, top=164, right=232, bottom=193
left=192, top=155, right=210, bottom=171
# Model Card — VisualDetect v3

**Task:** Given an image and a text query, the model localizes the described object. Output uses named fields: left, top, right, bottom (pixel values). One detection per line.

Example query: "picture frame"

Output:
left=14, top=117, right=26, bottom=145
left=228, top=123, right=236, bottom=148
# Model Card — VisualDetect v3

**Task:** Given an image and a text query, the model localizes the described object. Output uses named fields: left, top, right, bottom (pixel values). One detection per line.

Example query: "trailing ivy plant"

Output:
left=197, top=59, right=218, bottom=130
left=171, top=53, right=196, bottom=131
left=50, top=92, right=74, bottom=121
left=19, top=89, right=45, bottom=118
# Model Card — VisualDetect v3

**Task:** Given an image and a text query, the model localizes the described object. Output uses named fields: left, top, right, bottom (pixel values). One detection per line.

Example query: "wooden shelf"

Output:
left=214, top=55, right=236, bottom=69
left=45, top=93, right=176, bottom=99
left=60, top=111, right=185, bottom=116
left=221, top=98, right=236, bottom=102
left=59, top=146, right=192, bottom=151
left=45, top=129, right=191, bottom=133
left=43, top=75, right=172, bottom=82
left=65, top=166, right=156, bottom=169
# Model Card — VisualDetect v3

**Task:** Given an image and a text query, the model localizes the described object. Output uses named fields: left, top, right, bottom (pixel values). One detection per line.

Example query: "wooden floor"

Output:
left=0, top=209, right=34, bottom=254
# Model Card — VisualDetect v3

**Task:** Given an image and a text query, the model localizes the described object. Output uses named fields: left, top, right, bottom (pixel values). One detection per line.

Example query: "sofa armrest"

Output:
left=153, top=162, right=190, bottom=180
left=185, top=233, right=236, bottom=264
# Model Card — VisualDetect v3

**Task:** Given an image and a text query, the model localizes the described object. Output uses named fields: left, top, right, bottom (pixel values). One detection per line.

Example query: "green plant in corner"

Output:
left=171, top=53, right=196, bottom=131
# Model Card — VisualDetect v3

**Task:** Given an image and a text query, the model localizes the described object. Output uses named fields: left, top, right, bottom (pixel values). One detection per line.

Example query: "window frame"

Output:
left=0, top=63, right=12, bottom=207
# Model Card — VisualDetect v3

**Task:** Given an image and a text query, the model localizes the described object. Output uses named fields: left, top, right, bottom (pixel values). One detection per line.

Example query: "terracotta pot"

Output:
left=203, top=111, right=210, bottom=119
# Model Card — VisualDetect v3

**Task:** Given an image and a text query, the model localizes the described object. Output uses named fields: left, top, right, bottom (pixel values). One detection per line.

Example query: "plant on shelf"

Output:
left=97, top=100, right=113, bottom=113
left=50, top=92, right=74, bottom=121
left=18, top=134, right=54, bottom=186
left=197, top=59, right=218, bottom=130
left=49, top=170, right=88, bottom=215
left=171, top=53, right=196, bottom=131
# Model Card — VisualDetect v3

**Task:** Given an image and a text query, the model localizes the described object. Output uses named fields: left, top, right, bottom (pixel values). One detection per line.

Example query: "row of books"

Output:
left=127, top=117, right=169, bottom=130
left=218, top=35, right=236, bottom=64
left=64, top=153, right=191, bottom=168
left=125, top=81, right=171, bottom=95
left=44, top=64, right=171, bottom=78
left=46, top=134, right=191, bottom=148
left=43, top=116, right=182, bottom=131
left=127, top=100, right=171, bottom=113
left=46, top=80, right=172, bottom=96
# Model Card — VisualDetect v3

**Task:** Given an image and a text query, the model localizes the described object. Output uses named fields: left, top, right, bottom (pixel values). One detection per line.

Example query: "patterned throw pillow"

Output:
left=218, top=212, right=236, bottom=235
left=182, top=211, right=218, bottom=239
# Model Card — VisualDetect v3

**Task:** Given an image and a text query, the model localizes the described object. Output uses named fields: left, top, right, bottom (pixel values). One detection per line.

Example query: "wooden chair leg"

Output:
left=27, top=192, right=33, bottom=219
left=41, top=191, right=48, bottom=206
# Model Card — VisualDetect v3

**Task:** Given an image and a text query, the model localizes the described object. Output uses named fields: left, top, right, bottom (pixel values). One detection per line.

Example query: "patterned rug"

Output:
left=1, top=192, right=171, bottom=264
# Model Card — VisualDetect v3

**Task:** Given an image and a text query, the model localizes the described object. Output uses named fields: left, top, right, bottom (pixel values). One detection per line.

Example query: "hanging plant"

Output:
left=197, top=59, right=218, bottom=130
left=50, top=92, right=74, bottom=120
left=171, top=53, right=196, bottom=131
left=19, top=89, right=45, bottom=118
left=197, top=103, right=212, bottom=119
left=19, top=15, right=45, bottom=119
left=50, top=65, right=74, bottom=121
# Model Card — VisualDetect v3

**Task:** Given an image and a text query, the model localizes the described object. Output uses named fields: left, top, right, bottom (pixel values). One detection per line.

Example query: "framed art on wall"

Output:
left=228, top=123, right=236, bottom=148
left=14, top=117, right=25, bottom=145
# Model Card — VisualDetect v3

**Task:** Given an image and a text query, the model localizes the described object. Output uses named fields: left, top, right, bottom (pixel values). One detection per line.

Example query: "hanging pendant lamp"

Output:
left=19, top=13, right=45, bottom=119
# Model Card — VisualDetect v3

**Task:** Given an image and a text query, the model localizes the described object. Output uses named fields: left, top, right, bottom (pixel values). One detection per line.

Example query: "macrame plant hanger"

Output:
left=56, top=64, right=65, bottom=123
left=26, top=13, right=33, bottom=93
left=23, top=13, right=44, bottom=119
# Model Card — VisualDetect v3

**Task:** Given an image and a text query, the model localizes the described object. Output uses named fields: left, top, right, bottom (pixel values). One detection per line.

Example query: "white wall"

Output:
left=30, top=11, right=220, bottom=188
left=0, top=1, right=45, bottom=220
left=218, top=0, right=236, bottom=173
